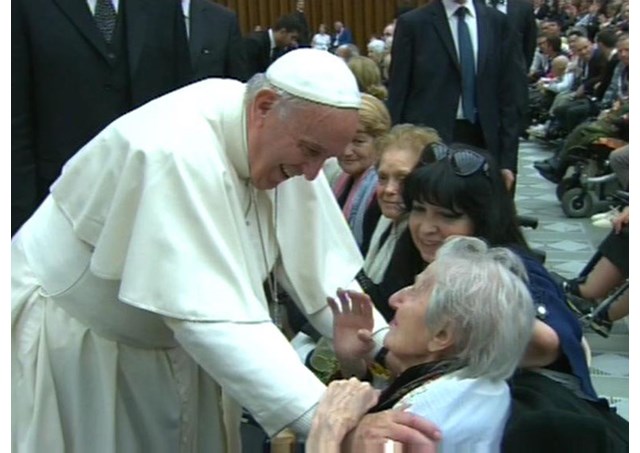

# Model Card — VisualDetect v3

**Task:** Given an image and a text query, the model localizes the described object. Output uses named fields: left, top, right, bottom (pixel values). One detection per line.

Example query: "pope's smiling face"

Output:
left=247, top=89, right=359, bottom=190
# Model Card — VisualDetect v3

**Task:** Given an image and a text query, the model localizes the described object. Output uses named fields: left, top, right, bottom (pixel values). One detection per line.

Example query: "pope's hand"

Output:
left=343, top=408, right=442, bottom=452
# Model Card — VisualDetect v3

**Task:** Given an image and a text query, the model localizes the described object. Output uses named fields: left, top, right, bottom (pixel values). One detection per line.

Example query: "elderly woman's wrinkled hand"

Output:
left=309, top=378, right=381, bottom=444
left=328, top=289, right=376, bottom=366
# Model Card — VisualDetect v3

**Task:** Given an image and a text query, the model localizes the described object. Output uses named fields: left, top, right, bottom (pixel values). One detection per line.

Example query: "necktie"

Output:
left=95, top=0, right=117, bottom=43
left=455, top=7, right=476, bottom=123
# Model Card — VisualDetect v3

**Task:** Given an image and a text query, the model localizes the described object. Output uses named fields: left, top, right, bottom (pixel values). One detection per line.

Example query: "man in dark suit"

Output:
left=12, top=0, right=191, bottom=236
left=186, top=0, right=249, bottom=82
left=387, top=0, right=521, bottom=189
left=244, top=14, right=302, bottom=78
left=292, top=0, right=310, bottom=47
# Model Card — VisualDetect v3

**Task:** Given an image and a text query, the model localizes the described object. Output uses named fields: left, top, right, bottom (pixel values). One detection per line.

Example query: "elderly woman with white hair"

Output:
left=324, top=236, right=536, bottom=452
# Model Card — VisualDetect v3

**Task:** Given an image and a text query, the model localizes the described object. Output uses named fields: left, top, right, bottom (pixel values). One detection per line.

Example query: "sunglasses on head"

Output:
left=421, top=143, right=490, bottom=177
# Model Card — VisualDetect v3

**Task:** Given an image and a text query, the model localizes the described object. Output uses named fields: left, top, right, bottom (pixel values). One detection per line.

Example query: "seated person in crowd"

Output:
left=331, top=93, right=390, bottom=256
left=328, top=236, right=536, bottom=452
left=528, top=54, right=574, bottom=136
left=311, top=23, right=331, bottom=51
left=347, top=56, right=388, bottom=101
left=335, top=43, right=360, bottom=63
left=562, top=206, right=629, bottom=338
left=535, top=33, right=629, bottom=183
left=553, top=30, right=616, bottom=132
left=530, top=32, right=612, bottom=140
left=357, top=124, right=441, bottom=321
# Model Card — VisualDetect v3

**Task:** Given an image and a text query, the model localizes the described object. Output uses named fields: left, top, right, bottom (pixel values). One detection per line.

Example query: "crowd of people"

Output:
left=12, top=0, right=630, bottom=452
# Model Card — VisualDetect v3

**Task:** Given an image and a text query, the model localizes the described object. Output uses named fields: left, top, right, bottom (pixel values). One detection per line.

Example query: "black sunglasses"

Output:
left=420, top=143, right=490, bottom=177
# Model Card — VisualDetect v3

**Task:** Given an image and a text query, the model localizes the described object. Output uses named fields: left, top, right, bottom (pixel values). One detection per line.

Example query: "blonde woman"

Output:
left=331, top=93, right=390, bottom=256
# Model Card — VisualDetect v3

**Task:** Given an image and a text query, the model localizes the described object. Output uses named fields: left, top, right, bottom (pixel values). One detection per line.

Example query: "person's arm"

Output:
left=307, top=378, right=380, bottom=453
left=612, top=206, right=629, bottom=234
left=519, top=319, right=561, bottom=368
left=523, top=4, right=538, bottom=69
left=165, top=319, right=326, bottom=436
left=497, top=16, right=521, bottom=173
left=343, top=410, right=441, bottom=452
left=546, top=71, right=575, bottom=93
left=387, top=14, right=415, bottom=124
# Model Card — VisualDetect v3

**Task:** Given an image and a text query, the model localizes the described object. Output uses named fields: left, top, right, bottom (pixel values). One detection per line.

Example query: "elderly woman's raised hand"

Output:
left=328, top=289, right=376, bottom=377
left=307, top=378, right=381, bottom=452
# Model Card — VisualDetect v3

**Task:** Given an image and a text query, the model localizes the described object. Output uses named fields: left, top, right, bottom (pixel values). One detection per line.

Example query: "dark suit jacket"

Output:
left=12, top=0, right=191, bottom=235
left=293, top=10, right=310, bottom=47
left=244, top=30, right=272, bottom=77
left=594, top=53, right=620, bottom=101
left=581, top=48, right=608, bottom=96
left=387, top=1, right=521, bottom=171
left=189, top=0, right=248, bottom=82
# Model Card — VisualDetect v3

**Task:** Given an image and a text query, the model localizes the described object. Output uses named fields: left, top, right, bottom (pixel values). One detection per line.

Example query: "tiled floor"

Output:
left=516, top=139, right=629, bottom=421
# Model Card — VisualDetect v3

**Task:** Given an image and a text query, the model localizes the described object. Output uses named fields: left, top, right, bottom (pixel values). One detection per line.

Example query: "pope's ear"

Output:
left=251, top=89, right=279, bottom=122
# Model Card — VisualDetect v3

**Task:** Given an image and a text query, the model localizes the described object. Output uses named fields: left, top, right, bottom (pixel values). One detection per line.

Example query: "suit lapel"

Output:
left=189, top=0, right=206, bottom=67
left=476, top=4, right=489, bottom=76
left=125, top=0, right=150, bottom=77
left=431, top=2, right=460, bottom=72
left=54, top=0, right=110, bottom=59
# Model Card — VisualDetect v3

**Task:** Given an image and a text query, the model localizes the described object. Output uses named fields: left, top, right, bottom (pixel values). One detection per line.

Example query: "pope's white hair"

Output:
left=425, top=236, right=536, bottom=381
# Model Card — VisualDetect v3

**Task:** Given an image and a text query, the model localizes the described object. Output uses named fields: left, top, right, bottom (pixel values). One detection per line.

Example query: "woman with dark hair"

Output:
left=383, top=143, right=627, bottom=448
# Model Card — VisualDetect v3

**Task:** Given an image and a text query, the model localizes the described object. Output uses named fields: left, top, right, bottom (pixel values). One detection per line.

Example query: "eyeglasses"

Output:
left=421, top=143, right=490, bottom=177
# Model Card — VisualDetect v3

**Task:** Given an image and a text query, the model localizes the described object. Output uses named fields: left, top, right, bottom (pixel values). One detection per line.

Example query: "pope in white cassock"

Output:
left=11, top=49, right=438, bottom=452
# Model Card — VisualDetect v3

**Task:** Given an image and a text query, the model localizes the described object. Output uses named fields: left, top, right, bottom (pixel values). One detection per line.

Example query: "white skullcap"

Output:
left=266, top=48, right=361, bottom=109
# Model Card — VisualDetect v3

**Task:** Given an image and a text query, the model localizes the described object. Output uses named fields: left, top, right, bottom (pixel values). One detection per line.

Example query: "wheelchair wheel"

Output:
left=556, top=178, right=579, bottom=201
left=561, top=188, right=594, bottom=218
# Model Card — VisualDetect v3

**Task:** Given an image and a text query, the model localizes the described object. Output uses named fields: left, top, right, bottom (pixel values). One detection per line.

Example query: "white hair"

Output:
left=425, top=236, right=535, bottom=381
left=367, top=38, right=386, bottom=56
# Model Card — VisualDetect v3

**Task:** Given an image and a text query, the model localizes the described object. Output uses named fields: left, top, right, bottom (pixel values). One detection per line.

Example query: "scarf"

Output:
left=332, top=167, right=378, bottom=249
left=369, top=359, right=463, bottom=413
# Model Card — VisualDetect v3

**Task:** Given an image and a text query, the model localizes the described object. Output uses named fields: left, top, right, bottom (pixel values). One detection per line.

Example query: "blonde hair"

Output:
left=348, top=56, right=388, bottom=101
left=358, top=93, right=392, bottom=139
left=375, top=123, right=441, bottom=161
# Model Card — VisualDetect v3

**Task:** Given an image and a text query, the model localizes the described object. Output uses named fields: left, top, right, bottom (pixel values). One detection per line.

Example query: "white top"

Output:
left=398, top=373, right=510, bottom=453
left=86, top=0, right=119, bottom=14
left=312, top=32, right=332, bottom=51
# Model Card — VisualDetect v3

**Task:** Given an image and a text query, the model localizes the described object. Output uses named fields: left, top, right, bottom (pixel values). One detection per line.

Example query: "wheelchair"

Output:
left=556, top=138, right=626, bottom=219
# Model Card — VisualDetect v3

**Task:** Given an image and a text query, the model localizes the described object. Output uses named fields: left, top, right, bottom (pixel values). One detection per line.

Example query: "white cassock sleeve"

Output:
left=165, top=318, right=325, bottom=437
